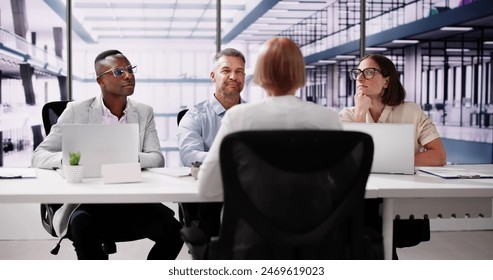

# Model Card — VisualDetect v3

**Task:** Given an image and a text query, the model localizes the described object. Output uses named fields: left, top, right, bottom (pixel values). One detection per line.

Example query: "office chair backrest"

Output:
left=176, top=108, right=201, bottom=227
left=177, top=109, right=189, bottom=126
left=435, top=103, right=445, bottom=111
left=215, top=130, right=374, bottom=259
left=41, top=101, right=69, bottom=135
left=40, top=100, right=69, bottom=237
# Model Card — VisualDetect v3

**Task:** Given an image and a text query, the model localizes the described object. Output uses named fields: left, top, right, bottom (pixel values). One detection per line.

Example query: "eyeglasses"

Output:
left=97, top=65, right=137, bottom=78
left=350, top=68, right=384, bottom=80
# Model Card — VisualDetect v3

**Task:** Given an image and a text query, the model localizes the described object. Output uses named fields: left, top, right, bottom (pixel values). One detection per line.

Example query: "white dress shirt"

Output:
left=198, top=95, right=342, bottom=199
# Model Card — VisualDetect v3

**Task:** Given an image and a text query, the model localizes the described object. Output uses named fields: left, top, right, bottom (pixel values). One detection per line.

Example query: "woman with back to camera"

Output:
left=339, top=54, right=446, bottom=259
left=197, top=37, right=342, bottom=200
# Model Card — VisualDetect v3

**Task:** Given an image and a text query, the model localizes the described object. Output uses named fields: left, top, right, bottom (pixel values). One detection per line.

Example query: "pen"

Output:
left=0, top=176, right=22, bottom=179
left=458, top=175, right=481, bottom=179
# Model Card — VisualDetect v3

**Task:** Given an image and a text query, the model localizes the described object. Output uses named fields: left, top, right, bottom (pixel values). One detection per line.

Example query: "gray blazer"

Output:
left=31, top=96, right=165, bottom=237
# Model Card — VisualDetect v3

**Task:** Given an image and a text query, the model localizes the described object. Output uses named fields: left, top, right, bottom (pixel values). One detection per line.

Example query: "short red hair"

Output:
left=254, top=37, right=306, bottom=95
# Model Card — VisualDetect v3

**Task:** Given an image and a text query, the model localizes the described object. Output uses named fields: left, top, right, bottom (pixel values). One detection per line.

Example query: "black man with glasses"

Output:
left=32, top=49, right=183, bottom=260
left=338, top=54, right=446, bottom=259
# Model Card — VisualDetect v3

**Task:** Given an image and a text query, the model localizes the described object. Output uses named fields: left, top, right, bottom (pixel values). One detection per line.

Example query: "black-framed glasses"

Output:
left=97, top=65, right=137, bottom=78
left=350, top=68, right=383, bottom=80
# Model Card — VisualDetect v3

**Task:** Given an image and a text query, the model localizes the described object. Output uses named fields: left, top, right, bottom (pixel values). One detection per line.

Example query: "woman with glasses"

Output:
left=340, top=54, right=446, bottom=166
left=339, top=54, right=446, bottom=259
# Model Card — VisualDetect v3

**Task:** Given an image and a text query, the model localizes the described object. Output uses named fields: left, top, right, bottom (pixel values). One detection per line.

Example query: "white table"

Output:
left=2, top=165, right=492, bottom=260
left=368, top=164, right=493, bottom=259
left=0, top=167, right=378, bottom=203
left=0, top=168, right=218, bottom=203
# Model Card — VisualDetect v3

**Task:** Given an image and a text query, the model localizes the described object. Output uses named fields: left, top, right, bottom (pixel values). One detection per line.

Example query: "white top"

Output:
left=197, top=95, right=343, bottom=199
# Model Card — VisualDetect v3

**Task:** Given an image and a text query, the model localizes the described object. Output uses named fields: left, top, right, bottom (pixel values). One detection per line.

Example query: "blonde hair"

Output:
left=254, top=37, right=305, bottom=96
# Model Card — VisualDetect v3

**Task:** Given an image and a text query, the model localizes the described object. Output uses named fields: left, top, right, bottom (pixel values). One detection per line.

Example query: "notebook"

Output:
left=62, top=124, right=139, bottom=178
left=418, top=166, right=493, bottom=179
left=342, top=122, right=415, bottom=174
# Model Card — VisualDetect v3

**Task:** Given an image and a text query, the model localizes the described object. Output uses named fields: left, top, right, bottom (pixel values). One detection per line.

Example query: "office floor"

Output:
left=1, top=230, right=493, bottom=260
left=0, top=238, right=192, bottom=260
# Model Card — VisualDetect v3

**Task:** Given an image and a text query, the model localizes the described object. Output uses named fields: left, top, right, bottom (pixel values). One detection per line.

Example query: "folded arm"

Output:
left=415, top=138, right=446, bottom=166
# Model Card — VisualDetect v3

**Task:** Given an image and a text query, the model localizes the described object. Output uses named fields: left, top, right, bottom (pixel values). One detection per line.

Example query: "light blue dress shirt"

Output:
left=178, top=94, right=245, bottom=167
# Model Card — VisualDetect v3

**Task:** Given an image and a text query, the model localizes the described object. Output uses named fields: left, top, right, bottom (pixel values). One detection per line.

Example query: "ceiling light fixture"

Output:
left=316, top=60, right=337, bottom=64
left=484, top=41, right=493, bottom=45
left=335, top=55, right=356, bottom=60
left=446, top=48, right=470, bottom=52
left=366, top=47, right=387, bottom=51
left=440, top=27, right=473, bottom=32
left=392, top=40, right=419, bottom=44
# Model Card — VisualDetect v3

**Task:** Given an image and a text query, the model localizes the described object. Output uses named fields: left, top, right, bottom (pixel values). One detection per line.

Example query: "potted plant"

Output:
left=190, top=161, right=202, bottom=180
left=64, top=152, right=84, bottom=183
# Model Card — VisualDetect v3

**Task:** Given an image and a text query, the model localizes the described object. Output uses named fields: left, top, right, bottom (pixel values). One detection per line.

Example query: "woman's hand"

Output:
left=354, top=92, right=372, bottom=122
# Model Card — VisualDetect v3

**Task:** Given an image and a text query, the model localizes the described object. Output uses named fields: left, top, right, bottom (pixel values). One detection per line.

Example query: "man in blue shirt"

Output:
left=178, top=48, right=246, bottom=166
left=177, top=48, right=246, bottom=235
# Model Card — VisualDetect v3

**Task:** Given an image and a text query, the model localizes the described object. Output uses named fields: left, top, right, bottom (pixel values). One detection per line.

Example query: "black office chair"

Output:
left=181, top=130, right=381, bottom=259
left=40, top=101, right=69, bottom=238
left=435, top=103, right=447, bottom=125
left=41, top=101, right=70, bottom=136
left=40, top=101, right=143, bottom=256
left=422, top=103, right=433, bottom=117
left=176, top=108, right=223, bottom=232
left=176, top=109, right=188, bottom=127
left=176, top=108, right=200, bottom=227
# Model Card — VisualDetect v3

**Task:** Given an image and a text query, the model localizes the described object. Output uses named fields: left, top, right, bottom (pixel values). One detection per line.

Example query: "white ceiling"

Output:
left=0, top=0, right=334, bottom=45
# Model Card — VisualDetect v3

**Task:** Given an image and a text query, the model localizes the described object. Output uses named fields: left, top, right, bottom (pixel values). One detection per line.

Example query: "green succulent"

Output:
left=191, top=161, right=202, bottom=168
left=69, top=152, right=81, bottom=166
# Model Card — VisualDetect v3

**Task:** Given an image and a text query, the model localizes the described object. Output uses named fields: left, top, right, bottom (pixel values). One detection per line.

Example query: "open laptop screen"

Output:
left=342, top=123, right=415, bottom=175
left=62, top=124, right=139, bottom=178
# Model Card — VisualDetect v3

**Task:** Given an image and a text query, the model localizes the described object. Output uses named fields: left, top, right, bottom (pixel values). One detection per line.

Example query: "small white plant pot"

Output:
left=64, top=165, right=84, bottom=183
left=191, top=166, right=200, bottom=180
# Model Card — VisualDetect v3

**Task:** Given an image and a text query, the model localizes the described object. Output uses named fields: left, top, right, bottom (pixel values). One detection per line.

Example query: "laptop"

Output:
left=62, top=124, right=139, bottom=178
left=342, top=123, right=415, bottom=174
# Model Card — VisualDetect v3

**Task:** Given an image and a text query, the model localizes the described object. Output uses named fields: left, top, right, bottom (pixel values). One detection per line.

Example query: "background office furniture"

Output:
left=470, top=111, right=492, bottom=128
left=422, top=103, right=433, bottom=117
left=181, top=130, right=378, bottom=259
left=435, top=103, right=447, bottom=125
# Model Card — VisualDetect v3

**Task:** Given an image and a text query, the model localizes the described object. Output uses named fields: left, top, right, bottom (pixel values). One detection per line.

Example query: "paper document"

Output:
left=419, top=167, right=493, bottom=179
left=148, top=167, right=191, bottom=177
left=0, top=168, right=37, bottom=179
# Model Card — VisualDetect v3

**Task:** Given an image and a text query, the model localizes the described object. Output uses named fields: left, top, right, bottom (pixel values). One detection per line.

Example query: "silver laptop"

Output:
left=62, top=124, right=139, bottom=178
left=342, top=123, right=415, bottom=174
